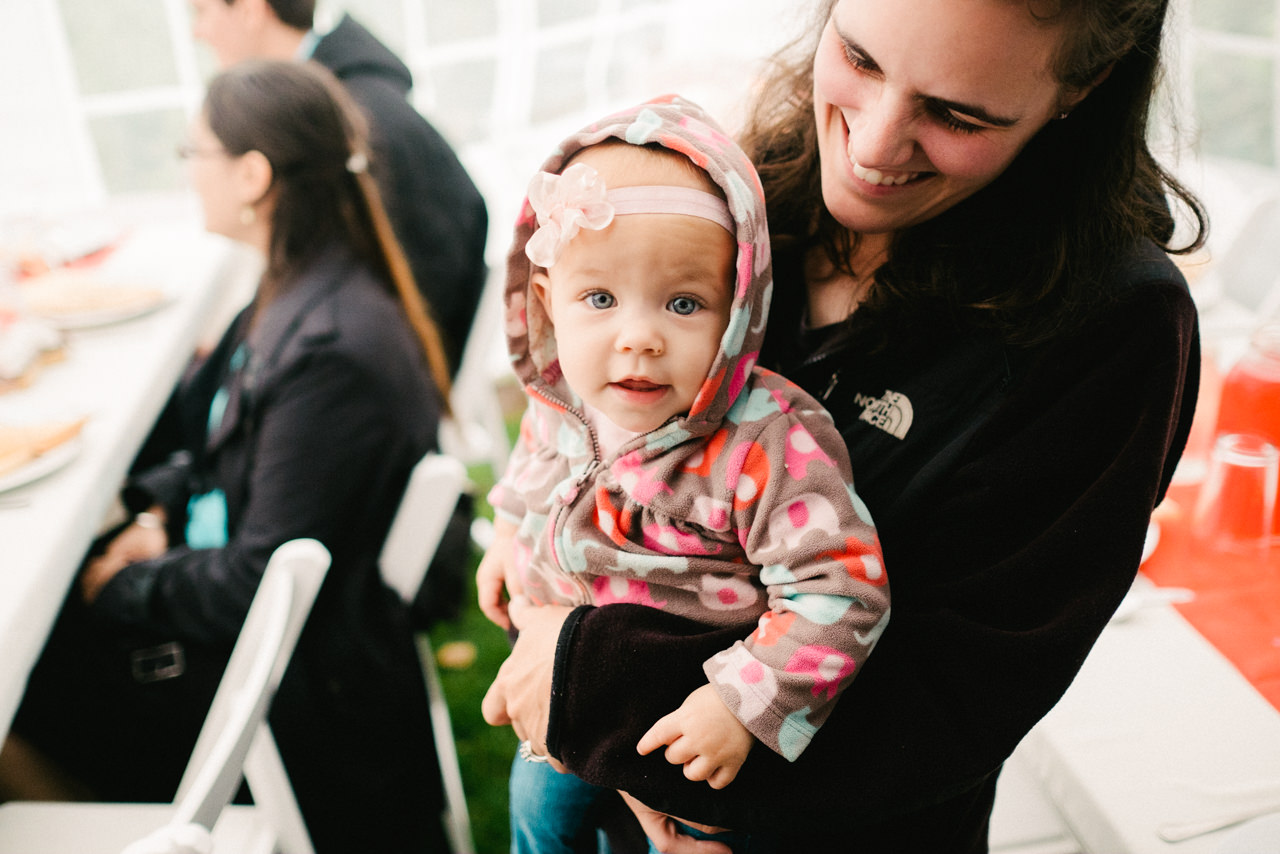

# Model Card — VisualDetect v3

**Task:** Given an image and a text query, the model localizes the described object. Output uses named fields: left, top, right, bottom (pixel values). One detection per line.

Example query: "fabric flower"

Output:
left=524, top=162, right=615, bottom=267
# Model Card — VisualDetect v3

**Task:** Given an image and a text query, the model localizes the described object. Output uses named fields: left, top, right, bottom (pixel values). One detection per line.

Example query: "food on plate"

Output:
left=0, top=417, right=87, bottom=478
left=19, top=269, right=164, bottom=323
left=0, top=308, right=67, bottom=392
left=0, top=220, right=123, bottom=277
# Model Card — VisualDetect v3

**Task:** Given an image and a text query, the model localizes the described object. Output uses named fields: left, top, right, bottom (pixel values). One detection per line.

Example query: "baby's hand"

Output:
left=476, top=518, right=520, bottom=629
left=636, top=683, right=755, bottom=789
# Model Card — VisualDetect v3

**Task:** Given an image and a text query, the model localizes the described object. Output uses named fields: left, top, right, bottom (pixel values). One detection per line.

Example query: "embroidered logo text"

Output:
left=855, top=390, right=913, bottom=440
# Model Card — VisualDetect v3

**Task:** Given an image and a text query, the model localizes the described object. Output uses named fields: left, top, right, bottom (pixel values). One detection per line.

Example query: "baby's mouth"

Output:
left=614, top=378, right=665, bottom=392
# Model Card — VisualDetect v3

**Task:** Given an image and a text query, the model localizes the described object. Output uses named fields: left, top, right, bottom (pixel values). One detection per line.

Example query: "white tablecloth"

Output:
left=1011, top=583, right=1280, bottom=853
left=0, top=222, right=242, bottom=739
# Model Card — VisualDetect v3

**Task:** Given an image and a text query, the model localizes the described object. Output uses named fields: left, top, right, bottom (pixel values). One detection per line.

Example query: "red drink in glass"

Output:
left=1214, top=324, right=1280, bottom=538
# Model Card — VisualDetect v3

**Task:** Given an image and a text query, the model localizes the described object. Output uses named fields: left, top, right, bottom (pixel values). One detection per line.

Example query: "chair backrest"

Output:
left=380, top=452, right=469, bottom=604
left=377, top=450, right=477, bottom=854
left=171, top=538, right=331, bottom=832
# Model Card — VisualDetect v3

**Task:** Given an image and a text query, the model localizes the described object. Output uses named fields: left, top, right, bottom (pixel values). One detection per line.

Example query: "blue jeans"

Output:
left=508, top=749, right=770, bottom=854
left=509, top=752, right=612, bottom=854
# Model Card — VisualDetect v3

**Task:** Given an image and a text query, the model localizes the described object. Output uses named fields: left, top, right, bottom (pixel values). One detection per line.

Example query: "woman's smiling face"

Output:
left=813, top=0, right=1075, bottom=236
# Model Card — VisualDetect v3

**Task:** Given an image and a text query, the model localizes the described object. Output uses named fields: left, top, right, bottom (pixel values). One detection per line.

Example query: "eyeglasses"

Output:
left=175, top=142, right=226, bottom=160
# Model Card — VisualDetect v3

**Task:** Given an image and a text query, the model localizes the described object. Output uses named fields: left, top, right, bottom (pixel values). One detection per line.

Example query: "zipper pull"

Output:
left=560, top=460, right=598, bottom=506
left=822, top=370, right=841, bottom=401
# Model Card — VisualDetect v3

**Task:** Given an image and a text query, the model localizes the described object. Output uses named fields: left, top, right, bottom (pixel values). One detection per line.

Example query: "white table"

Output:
left=1003, top=580, right=1280, bottom=854
left=0, top=220, right=247, bottom=739
left=990, top=303, right=1280, bottom=854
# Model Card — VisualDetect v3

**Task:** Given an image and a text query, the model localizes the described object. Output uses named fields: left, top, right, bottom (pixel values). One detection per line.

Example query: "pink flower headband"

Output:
left=525, top=161, right=735, bottom=268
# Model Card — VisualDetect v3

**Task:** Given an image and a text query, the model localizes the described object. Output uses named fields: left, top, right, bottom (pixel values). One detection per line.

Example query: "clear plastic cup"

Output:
left=1191, top=433, right=1279, bottom=558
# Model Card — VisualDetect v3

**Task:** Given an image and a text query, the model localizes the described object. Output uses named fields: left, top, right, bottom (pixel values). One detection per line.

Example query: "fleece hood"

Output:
left=504, top=94, right=773, bottom=448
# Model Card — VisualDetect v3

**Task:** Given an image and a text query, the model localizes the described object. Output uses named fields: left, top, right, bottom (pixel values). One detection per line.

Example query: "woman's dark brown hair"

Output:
left=740, top=0, right=1208, bottom=345
left=203, top=59, right=452, bottom=404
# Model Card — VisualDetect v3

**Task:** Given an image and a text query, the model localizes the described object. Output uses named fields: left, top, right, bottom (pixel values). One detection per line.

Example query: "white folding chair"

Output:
left=0, top=538, right=331, bottom=854
left=379, top=451, right=477, bottom=854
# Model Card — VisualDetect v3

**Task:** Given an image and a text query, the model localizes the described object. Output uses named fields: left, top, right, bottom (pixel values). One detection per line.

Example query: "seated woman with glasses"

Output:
left=0, top=60, right=455, bottom=854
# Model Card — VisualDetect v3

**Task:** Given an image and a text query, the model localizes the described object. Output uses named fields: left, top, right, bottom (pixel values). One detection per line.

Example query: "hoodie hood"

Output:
left=504, top=94, right=772, bottom=448
left=312, top=14, right=412, bottom=95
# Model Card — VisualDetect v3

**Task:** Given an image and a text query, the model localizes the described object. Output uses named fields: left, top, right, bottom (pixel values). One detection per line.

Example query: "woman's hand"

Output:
left=480, top=596, right=572, bottom=765
left=105, top=511, right=169, bottom=564
left=80, top=509, right=169, bottom=604
left=618, top=791, right=732, bottom=854
left=80, top=553, right=128, bottom=604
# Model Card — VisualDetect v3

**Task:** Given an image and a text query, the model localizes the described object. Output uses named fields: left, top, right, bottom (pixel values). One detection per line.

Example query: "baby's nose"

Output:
left=615, top=316, right=665, bottom=355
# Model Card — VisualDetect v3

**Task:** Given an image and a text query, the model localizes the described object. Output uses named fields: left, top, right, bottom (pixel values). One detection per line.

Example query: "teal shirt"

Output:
left=184, top=343, right=247, bottom=549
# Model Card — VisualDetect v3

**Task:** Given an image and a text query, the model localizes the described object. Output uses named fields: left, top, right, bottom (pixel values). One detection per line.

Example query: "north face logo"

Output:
left=856, top=390, right=913, bottom=439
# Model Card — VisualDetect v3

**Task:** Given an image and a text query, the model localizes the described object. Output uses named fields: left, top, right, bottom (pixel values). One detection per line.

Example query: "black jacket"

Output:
left=99, top=248, right=450, bottom=852
left=313, top=14, right=488, bottom=375
left=546, top=240, right=1200, bottom=844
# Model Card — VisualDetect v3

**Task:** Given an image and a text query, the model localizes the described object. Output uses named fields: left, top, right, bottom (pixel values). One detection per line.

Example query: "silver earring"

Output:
left=239, top=205, right=256, bottom=226
left=1056, top=110, right=1070, bottom=121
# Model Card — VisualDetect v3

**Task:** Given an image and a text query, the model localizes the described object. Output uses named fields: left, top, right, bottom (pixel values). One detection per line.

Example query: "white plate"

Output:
left=1216, top=811, right=1280, bottom=853
left=0, top=437, right=82, bottom=494
left=38, top=296, right=169, bottom=331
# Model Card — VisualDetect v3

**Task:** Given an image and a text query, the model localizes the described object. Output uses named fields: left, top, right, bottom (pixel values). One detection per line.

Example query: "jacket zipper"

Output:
left=530, top=386, right=599, bottom=605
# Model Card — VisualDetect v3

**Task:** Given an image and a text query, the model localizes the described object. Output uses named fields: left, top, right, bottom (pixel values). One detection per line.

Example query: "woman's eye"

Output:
left=935, top=109, right=984, bottom=135
left=669, top=296, right=700, bottom=316
left=586, top=292, right=615, bottom=309
left=841, top=43, right=875, bottom=73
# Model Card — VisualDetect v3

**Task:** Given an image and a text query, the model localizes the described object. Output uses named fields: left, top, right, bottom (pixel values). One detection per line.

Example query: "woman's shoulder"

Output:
left=323, top=265, right=404, bottom=331
left=255, top=252, right=426, bottom=382
left=991, top=241, right=1199, bottom=440
left=1106, top=238, right=1194, bottom=297
left=293, top=255, right=410, bottom=350
left=1067, top=238, right=1198, bottom=349
left=998, top=237, right=1196, bottom=352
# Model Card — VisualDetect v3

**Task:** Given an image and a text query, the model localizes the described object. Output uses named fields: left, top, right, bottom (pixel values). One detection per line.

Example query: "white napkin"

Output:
left=1157, top=779, right=1280, bottom=843
left=119, top=822, right=213, bottom=854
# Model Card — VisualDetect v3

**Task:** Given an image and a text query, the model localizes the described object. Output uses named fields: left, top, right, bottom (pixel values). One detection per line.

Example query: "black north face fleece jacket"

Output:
left=545, top=239, right=1199, bottom=846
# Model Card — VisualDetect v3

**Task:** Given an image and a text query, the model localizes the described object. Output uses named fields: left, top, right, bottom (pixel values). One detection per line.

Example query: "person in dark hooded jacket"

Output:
left=191, top=0, right=488, bottom=376
left=188, top=0, right=481, bottom=632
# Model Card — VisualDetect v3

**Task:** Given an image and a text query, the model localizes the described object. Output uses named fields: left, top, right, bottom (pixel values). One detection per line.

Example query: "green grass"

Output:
left=427, top=462, right=517, bottom=854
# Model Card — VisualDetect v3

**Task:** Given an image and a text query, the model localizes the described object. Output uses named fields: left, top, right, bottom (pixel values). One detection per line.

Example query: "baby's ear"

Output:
left=530, top=270, right=553, bottom=320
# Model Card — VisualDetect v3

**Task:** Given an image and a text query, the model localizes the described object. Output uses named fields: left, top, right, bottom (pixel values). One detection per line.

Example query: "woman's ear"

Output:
left=236, top=149, right=274, bottom=208
left=1060, top=63, right=1114, bottom=114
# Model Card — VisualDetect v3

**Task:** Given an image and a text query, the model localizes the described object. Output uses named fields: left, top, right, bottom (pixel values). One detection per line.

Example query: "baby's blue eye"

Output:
left=669, top=296, right=700, bottom=316
left=587, top=292, right=615, bottom=309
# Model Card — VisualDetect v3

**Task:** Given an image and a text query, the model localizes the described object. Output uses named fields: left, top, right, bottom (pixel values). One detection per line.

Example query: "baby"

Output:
left=479, top=95, right=890, bottom=853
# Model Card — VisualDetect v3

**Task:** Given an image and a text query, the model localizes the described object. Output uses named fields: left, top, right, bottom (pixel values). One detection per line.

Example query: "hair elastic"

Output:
left=606, top=186, right=734, bottom=235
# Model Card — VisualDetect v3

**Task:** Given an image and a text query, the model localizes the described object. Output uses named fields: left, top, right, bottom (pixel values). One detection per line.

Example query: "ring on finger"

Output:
left=518, top=739, right=551, bottom=763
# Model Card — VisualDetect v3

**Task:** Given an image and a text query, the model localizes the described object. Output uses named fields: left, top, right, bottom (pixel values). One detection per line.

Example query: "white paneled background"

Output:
left=3, top=0, right=1280, bottom=270
left=0, top=0, right=799, bottom=245
left=2, top=3, right=1280, bottom=852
